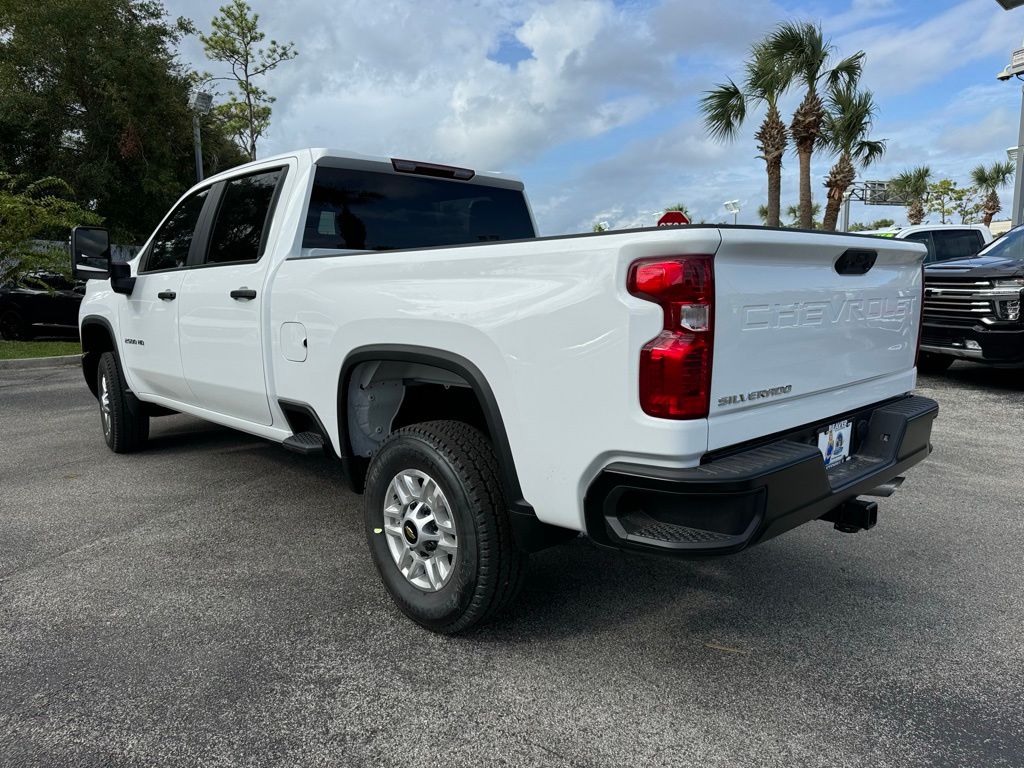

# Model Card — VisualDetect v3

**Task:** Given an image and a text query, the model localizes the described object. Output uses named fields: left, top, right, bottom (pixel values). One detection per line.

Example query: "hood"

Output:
left=926, top=254, right=1024, bottom=279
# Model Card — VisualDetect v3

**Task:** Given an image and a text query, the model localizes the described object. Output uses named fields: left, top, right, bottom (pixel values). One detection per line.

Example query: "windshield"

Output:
left=974, top=225, right=1024, bottom=262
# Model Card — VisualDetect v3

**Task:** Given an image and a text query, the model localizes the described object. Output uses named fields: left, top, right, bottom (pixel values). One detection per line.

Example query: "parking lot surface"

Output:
left=1, top=364, right=1022, bottom=767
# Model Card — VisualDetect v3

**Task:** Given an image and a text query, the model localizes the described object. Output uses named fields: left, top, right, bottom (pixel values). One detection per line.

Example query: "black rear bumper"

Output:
left=584, top=395, right=938, bottom=557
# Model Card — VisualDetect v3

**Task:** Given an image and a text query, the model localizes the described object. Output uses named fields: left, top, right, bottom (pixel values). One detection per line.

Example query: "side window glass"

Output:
left=932, top=230, right=981, bottom=262
left=143, top=189, right=209, bottom=272
left=903, top=232, right=935, bottom=263
left=203, top=169, right=282, bottom=265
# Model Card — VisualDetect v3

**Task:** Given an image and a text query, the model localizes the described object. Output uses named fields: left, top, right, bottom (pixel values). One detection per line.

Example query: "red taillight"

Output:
left=628, top=256, right=714, bottom=419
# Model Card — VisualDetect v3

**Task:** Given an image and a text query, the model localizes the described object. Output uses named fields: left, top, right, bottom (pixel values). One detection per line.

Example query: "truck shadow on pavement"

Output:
left=477, top=531, right=926, bottom=652
left=922, top=362, right=1023, bottom=393
left=140, top=415, right=932, bottom=658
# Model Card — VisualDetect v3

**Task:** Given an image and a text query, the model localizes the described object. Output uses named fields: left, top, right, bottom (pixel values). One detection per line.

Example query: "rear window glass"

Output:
left=303, top=167, right=535, bottom=251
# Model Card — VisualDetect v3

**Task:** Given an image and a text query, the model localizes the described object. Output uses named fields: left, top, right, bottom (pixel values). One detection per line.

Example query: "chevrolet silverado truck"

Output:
left=919, top=223, right=1024, bottom=372
left=72, top=148, right=937, bottom=633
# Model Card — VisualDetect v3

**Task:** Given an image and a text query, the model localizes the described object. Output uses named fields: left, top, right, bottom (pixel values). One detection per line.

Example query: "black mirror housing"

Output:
left=110, top=262, right=136, bottom=296
left=71, top=226, right=111, bottom=280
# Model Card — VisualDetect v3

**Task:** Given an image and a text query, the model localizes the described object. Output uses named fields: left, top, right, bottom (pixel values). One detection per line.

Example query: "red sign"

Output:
left=657, top=210, right=690, bottom=226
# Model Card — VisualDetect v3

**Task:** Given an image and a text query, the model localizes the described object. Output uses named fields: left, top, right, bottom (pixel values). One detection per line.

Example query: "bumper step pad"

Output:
left=610, top=511, right=742, bottom=548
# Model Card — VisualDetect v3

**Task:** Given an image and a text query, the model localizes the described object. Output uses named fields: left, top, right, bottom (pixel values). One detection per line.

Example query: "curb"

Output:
left=0, top=354, right=81, bottom=371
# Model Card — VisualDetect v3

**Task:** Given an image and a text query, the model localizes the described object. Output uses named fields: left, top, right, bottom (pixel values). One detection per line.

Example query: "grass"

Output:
left=0, top=340, right=81, bottom=360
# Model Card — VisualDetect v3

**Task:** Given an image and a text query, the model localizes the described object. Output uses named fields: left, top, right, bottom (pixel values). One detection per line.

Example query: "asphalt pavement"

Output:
left=1, top=363, right=1022, bottom=767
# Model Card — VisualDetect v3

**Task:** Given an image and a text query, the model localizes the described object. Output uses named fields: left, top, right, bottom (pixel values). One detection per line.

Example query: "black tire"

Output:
left=363, top=420, right=527, bottom=634
left=96, top=351, right=149, bottom=453
left=917, top=352, right=953, bottom=374
left=0, top=308, right=32, bottom=340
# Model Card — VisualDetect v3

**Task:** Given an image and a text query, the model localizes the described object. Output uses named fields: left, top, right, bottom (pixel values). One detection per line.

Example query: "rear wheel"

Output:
left=363, top=420, right=527, bottom=634
left=0, top=309, right=32, bottom=340
left=917, top=352, right=953, bottom=374
left=97, top=352, right=149, bottom=453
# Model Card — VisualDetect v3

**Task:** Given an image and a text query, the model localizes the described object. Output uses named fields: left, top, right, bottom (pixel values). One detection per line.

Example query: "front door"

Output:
left=177, top=167, right=285, bottom=426
left=119, top=187, right=210, bottom=401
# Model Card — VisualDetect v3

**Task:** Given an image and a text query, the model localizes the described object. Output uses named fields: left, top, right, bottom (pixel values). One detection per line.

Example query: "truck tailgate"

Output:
left=708, top=228, right=925, bottom=450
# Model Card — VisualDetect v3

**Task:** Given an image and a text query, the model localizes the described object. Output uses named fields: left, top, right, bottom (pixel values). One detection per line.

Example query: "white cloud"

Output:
left=835, top=0, right=1021, bottom=97
left=165, top=0, right=1019, bottom=233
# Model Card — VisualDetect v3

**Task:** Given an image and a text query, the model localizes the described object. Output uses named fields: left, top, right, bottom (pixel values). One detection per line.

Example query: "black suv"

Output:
left=0, top=272, right=84, bottom=340
left=919, top=225, right=1024, bottom=371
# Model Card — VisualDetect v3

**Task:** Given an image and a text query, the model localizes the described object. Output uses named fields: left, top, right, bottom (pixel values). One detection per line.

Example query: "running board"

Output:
left=282, top=431, right=326, bottom=455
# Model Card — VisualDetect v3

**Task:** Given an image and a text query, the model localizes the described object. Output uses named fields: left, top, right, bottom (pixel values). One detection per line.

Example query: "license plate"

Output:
left=818, top=419, right=853, bottom=468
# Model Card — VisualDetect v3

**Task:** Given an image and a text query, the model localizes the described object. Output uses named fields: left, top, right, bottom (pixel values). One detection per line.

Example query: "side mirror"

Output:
left=71, top=226, right=111, bottom=280
left=110, top=262, right=136, bottom=296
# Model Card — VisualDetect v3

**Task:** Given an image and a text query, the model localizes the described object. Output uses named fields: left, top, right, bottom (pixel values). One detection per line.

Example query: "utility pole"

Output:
left=994, top=1, right=1024, bottom=224
left=1013, top=85, right=1024, bottom=226
left=190, top=92, right=214, bottom=183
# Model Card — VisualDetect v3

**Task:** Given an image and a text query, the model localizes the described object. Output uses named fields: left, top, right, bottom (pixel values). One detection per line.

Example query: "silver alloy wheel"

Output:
left=99, top=372, right=112, bottom=438
left=382, top=469, right=458, bottom=591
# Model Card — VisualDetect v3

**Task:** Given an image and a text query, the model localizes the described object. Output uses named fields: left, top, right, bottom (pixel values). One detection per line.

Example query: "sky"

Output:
left=166, top=0, right=1024, bottom=234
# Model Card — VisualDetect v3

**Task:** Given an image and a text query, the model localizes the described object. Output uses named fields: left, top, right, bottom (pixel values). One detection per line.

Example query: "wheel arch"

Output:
left=80, top=315, right=119, bottom=399
left=338, top=345, right=573, bottom=553
left=338, top=345, right=522, bottom=500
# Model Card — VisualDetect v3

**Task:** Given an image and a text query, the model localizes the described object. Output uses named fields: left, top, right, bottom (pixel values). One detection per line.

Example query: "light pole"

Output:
left=190, top=92, right=213, bottom=182
left=995, top=1, right=1024, bottom=224
left=840, top=189, right=853, bottom=233
left=723, top=200, right=740, bottom=225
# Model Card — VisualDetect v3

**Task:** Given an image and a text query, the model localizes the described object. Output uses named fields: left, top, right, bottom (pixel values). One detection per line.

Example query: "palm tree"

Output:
left=785, top=202, right=822, bottom=228
left=890, top=166, right=931, bottom=225
left=664, top=203, right=689, bottom=215
left=820, top=86, right=886, bottom=231
left=766, top=22, right=864, bottom=229
left=971, top=161, right=1015, bottom=227
left=701, top=42, right=792, bottom=227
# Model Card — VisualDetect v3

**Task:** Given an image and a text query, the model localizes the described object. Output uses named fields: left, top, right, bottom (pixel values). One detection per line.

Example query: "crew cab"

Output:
left=72, top=148, right=937, bottom=633
left=919, top=223, right=1024, bottom=371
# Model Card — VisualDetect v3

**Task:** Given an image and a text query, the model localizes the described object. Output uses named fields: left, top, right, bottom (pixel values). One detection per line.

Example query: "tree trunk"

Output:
left=797, top=148, right=813, bottom=229
left=790, top=90, right=823, bottom=230
left=907, top=199, right=925, bottom=226
left=822, top=154, right=855, bottom=232
left=822, top=190, right=842, bottom=231
left=766, top=157, right=782, bottom=228
left=756, top=105, right=787, bottom=228
left=982, top=190, right=1000, bottom=228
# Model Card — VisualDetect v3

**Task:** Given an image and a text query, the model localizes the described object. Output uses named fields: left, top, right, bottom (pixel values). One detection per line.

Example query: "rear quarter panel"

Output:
left=270, top=229, right=722, bottom=530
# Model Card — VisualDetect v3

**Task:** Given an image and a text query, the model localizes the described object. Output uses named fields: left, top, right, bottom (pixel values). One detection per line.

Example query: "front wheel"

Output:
left=363, top=420, right=527, bottom=634
left=0, top=309, right=32, bottom=340
left=97, top=352, right=149, bottom=453
left=917, top=352, right=953, bottom=374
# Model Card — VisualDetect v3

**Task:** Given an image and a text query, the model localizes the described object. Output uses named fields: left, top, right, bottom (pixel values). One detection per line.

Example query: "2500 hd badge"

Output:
left=718, top=384, right=793, bottom=408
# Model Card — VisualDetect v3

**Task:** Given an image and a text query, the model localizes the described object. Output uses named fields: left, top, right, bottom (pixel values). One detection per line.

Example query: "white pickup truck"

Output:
left=72, top=148, right=937, bottom=633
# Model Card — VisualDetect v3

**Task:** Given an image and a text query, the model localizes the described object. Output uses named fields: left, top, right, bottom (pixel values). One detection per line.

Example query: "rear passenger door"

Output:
left=177, top=166, right=286, bottom=426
